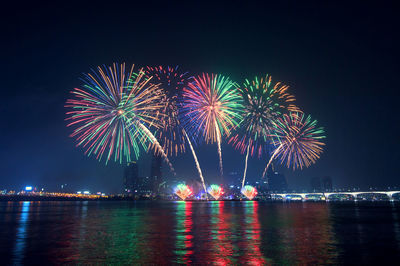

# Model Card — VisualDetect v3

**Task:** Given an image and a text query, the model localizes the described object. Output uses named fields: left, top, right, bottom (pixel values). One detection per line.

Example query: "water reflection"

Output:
left=1, top=201, right=400, bottom=264
left=13, top=201, right=31, bottom=264
left=209, top=201, right=236, bottom=264
left=175, top=201, right=193, bottom=264
left=392, top=203, right=400, bottom=250
left=275, top=203, right=338, bottom=264
left=330, top=203, right=400, bottom=264
left=242, top=201, right=267, bottom=264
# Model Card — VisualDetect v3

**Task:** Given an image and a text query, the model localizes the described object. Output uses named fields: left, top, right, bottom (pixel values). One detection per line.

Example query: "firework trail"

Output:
left=216, top=129, right=223, bottom=177
left=262, top=112, right=325, bottom=178
left=65, top=63, right=164, bottom=164
left=229, top=75, right=299, bottom=186
left=184, top=130, right=207, bottom=199
left=261, top=143, right=283, bottom=180
left=146, top=66, right=210, bottom=190
left=138, top=122, right=176, bottom=175
left=181, top=73, right=243, bottom=178
left=242, top=144, right=250, bottom=188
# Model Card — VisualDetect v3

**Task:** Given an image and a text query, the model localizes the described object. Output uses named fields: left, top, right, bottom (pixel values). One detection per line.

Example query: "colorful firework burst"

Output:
left=230, top=75, right=299, bottom=158
left=207, top=184, right=224, bottom=200
left=174, top=184, right=193, bottom=200
left=241, top=185, right=258, bottom=200
left=181, top=73, right=243, bottom=143
left=65, top=63, right=164, bottom=164
left=271, top=112, right=325, bottom=170
left=181, top=73, right=243, bottom=176
left=145, top=66, right=189, bottom=156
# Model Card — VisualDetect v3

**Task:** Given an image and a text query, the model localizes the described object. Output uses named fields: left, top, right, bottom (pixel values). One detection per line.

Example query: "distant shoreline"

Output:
left=0, top=196, right=242, bottom=202
left=1, top=195, right=399, bottom=204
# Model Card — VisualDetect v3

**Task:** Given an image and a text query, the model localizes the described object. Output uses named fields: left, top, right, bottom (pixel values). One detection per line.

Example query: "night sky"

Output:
left=1, top=1, right=399, bottom=193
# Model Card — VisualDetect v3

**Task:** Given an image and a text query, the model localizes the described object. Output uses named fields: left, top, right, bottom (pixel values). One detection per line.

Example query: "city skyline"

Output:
left=1, top=2, right=399, bottom=193
left=2, top=2, right=400, bottom=265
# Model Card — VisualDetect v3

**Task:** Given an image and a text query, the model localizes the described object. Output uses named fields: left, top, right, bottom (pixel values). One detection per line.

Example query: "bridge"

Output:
left=270, top=191, right=400, bottom=201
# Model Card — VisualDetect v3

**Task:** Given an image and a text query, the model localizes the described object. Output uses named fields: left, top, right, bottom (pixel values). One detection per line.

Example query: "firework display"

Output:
left=230, top=75, right=299, bottom=157
left=66, top=62, right=326, bottom=198
left=207, top=184, right=224, bottom=200
left=145, top=66, right=189, bottom=156
left=268, top=112, right=325, bottom=171
left=181, top=73, right=243, bottom=176
left=184, top=131, right=208, bottom=199
left=174, top=184, right=193, bottom=200
left=229, top=75, right=299, bottom=187
left=241, top=185, right=258, bottom=200
left=65, top=63, right=164, bottom=164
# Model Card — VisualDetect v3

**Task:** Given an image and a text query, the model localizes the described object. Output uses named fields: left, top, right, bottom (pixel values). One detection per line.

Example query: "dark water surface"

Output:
left=1, top=201, right=400, bottom=265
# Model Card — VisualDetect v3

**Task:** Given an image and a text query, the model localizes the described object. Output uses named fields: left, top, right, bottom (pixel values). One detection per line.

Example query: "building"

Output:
left=123, top=155, right=165, bottom=197
left=123, top=161, right=138, bottom=194
left=227, top=171, right=241, bottom=186
left=311, top=176, right=333, bottom=192
left=268, top=171, right=288, bottom=192
left=310, top=176, right=321, bottom=192
left=150, top=153, right=163, bottom=194
left=321, top=176, right=333, bottom=192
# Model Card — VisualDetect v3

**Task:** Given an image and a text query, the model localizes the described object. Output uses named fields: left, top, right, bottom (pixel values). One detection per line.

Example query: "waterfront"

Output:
left=1, top=201, right=400, bottom=265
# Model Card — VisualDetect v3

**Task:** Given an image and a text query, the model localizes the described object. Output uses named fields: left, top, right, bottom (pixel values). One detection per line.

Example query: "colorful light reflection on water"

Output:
left=1, top=201, right=400, bottom=264
left=175, top=201, right=193, bottom=264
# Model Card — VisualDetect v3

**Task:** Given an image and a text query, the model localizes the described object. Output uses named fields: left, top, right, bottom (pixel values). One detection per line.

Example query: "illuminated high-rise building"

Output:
left=150, top=154, right=162, bottom=193
left=123, top=161, right=138, bottom=193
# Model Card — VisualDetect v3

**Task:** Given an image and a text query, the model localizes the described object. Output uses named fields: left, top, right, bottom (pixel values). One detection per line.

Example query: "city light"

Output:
left=25, top=186, right=33, bottom=191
